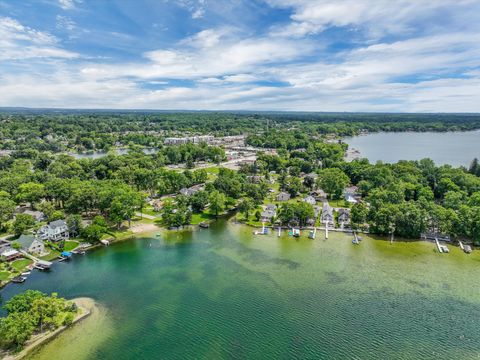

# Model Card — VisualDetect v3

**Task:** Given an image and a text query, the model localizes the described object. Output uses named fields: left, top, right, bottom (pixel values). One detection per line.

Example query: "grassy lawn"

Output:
left=41, top=250, right=61, bottom=261
left=103, top=228, right=134, bottom=241
left=141, top=205, right=159, bottom=217
left=0, top=271, right=10, bottom=281
left=328, top=199, right=351, bottom=208
left=204, top=166, right=220, bottom=181
left=204, top=166, right=220, bottom=174
left=63, top=240, right=79, bottom=252
left=190, top=212, right=216, bottom=225
left=11, top=258, right=33, bottom=272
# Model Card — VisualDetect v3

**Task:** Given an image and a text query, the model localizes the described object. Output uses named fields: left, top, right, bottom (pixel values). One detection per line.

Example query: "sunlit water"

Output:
left=1, top=220, right=480, bottom=359
left=345, top=130, right=480, bottom=166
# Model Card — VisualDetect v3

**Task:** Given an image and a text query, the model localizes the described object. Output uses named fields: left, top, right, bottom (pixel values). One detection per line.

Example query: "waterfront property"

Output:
left=260, top=204, right=277, bottom=223
left=0, top=248, right=22, bottom=262
left=321, top=202, right=335, bottom=226
left=38, top=220, right=70, bottom=242
left=16, top=234, right=45, bottom=255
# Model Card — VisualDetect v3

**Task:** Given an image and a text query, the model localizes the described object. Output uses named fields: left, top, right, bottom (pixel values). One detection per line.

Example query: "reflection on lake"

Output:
left=345, top=130, right=480, bottom=166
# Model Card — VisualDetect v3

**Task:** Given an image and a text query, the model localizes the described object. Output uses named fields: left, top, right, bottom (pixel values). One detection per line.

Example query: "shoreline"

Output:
left=1, top=297, right=96, bottom=360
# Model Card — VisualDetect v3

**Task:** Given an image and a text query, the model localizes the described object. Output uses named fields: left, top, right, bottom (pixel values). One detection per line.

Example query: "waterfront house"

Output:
left=337, top=208, right=351, bottom=228
left=303, top=195, right=316, bottom=206
left=321, top=202, right=334, bottom=226
left=261, top=204, right=277, bottom=222
left=38, top=220, right=69, bottom=242
left=276, top=192, right=291, bottom=201
left=17, top=234, right=45, bottom=255
left=1, top=248, right=22, bottom=261
left=261, top=210, right=276, bottom=223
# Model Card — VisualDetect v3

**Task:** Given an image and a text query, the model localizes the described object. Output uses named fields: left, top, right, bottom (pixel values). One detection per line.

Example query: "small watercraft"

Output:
left=12, top=276, right=26, bottom=283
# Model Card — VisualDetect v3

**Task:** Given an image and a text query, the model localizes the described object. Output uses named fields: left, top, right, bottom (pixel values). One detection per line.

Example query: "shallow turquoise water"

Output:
left=345, top=130, right=480, bottom=166
left=1, top=220, right=480, bottom=359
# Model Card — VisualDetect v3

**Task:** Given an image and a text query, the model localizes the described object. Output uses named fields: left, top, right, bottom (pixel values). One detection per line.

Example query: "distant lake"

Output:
left=345, top=130, right=480, bottom=166
left=72, top=148, right=158, bottom=159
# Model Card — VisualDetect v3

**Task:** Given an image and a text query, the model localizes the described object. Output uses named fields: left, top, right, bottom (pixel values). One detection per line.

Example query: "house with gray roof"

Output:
left=276, top=192, right=291, bottom=201
left=321, top=202, right=334, bottom=226
left=21, top=210, right=46, bottom=222
left=337, top=208, right=351, bottom=228
left=261, top=204, right=277, bottom=222
left=16, top=234, right=45, bottom=255
left=39, top=219, right=69, bottom=242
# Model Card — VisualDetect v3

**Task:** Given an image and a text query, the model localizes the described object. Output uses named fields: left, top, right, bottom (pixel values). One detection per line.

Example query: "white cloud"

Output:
left=56, top=15, right=76, bottom=32
left=58, top=0, right=82, bottom=10
left=1, top=2, right=480, bottom=112
left=0, top=17, right=79, bottom=60
left=267, top=0, right=480, bottom=38
left=82, top=29, right=312, bottom=80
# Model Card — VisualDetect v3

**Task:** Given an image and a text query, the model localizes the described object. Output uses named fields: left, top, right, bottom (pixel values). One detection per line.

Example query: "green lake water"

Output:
left=1, top=220, right=480, bottom=359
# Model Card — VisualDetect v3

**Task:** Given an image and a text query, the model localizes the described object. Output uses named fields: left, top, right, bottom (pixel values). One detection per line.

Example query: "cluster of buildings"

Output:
left=261, top=184, right=362, bottom=229
left=163, top=135, right=246, bottom=147
left=164, top=135, right=215, bottom=145
left=0, top=220, right=70, bottom=263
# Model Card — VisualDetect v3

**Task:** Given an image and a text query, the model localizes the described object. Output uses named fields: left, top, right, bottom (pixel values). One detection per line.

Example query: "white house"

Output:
left=344, top=186, right=361, bottom=204
left=39, top=220, right=69, bottom=242
left=0, top=248, right=22, bottom=261
left=17, top=235, right=45, bottom=255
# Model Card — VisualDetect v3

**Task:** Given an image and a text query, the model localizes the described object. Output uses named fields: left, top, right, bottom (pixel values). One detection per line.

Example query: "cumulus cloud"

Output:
left=0, top=1, right=480, bottom=112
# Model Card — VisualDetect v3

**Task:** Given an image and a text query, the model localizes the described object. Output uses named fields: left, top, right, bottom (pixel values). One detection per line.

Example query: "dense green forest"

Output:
left=1, top=111, right=480, bottom=152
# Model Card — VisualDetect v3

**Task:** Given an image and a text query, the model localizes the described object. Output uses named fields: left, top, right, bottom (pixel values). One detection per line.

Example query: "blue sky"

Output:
left=0, top=0, right=480, bottom=112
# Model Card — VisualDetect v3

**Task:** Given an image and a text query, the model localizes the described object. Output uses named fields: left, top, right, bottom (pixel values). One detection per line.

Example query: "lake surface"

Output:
left=1, top=221, right=480, bottom=359
left=345, top=130, right=480, bottom=166
left=72, top=148, right=157, bottom=159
